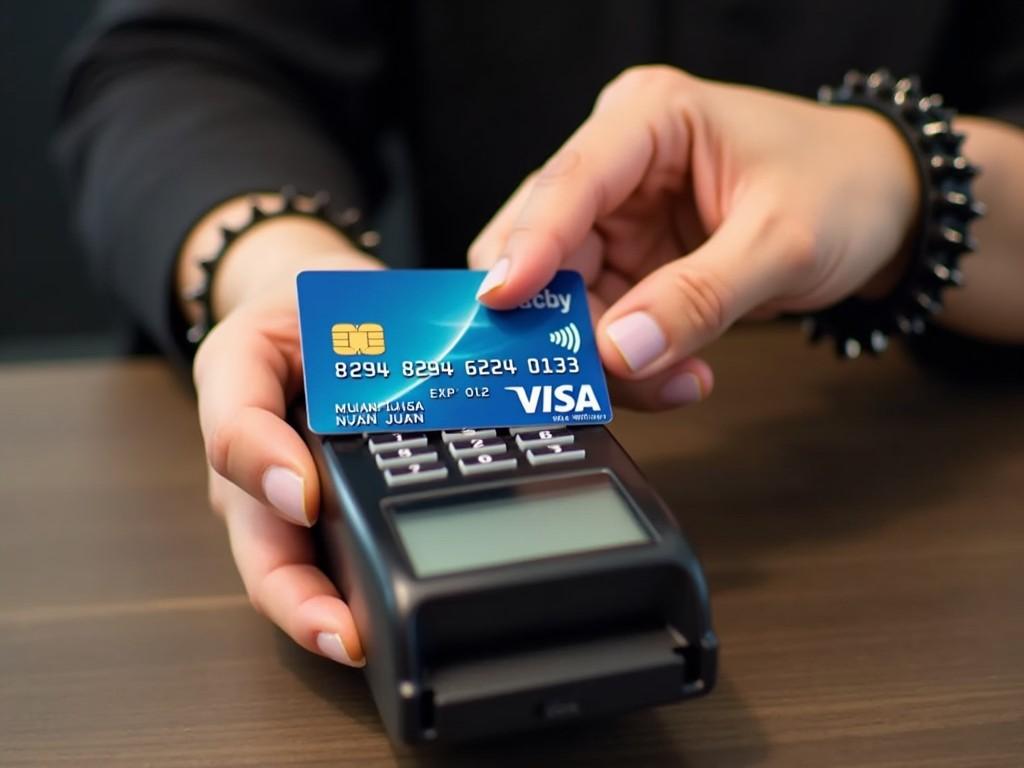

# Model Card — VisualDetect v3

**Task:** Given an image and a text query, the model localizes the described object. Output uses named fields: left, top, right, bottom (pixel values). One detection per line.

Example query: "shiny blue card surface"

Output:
left=296, top=270, right=613, bottom=434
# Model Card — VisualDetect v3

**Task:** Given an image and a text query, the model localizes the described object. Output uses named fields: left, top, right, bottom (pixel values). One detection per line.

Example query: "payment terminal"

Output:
left=299, top=419, right=717, bottom=744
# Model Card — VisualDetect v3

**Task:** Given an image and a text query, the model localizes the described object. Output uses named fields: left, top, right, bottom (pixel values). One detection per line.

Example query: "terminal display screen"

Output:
left=392, top=475, right=650, bottom=577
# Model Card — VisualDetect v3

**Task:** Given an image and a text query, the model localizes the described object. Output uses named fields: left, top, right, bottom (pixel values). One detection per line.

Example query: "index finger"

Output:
left=476, top=76, right=692, bottom=307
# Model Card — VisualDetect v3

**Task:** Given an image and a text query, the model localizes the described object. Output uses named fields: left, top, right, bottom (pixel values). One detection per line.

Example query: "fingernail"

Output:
left=660, top=372, right=704, bottom=405
left=605, top=311, right=668, bottom=371
left=262, top=466, right=309, bottom=527
left=316, top=631, right=365, bottom=668
left=476, top=257, right=510, bottom=298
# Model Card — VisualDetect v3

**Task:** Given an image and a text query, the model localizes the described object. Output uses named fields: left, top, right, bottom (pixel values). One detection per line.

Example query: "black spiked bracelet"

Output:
left=806, top=68, right=984, bottom=359
left=185, top=187, right=380, bottom=345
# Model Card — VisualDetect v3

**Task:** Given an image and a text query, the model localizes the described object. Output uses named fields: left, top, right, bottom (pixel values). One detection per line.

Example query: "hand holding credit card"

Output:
left=296, top=270, right=613, bottom=434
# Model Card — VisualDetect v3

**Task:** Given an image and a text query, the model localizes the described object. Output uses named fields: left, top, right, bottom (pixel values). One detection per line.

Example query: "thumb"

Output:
left=597, top=202, right=811, bottom=378
left=195, top=308, right=320, bottom=528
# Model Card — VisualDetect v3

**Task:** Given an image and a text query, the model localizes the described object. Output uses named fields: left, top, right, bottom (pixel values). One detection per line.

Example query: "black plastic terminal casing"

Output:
left=299, top=420, right=717, bottom=744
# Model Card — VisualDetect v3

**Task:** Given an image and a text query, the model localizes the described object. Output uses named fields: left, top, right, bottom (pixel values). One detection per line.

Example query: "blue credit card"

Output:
left=296, top=270, right=613, bottom=434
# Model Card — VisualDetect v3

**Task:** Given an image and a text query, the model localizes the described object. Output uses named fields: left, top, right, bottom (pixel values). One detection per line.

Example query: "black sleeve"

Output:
left=934, top=0, right=1024, bottom=128
left=970, top=0, right=1024, bottom=128
left=908, top=0, right=1024, bottom=372
left=54, top=0, right=393, bottom=362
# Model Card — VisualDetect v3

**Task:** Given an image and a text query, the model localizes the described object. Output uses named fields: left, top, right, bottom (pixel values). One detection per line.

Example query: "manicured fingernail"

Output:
left=660, top=372, right=704, bottom=405
left=476, top=258, right=510, bottom=298
left=605, top=311, right=667, bottom=371
left=262, top=466, right=309, bottom=527
left=316, top=631, right=365, bottom=668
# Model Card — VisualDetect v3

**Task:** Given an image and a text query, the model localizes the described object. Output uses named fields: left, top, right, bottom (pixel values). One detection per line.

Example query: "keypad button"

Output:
left=525, top=445, right=586, bottom=466
left=375, top=447, right=438, bottom=469
left=383, top=461, right=448, bottom=487
left=515, top=429, right=575, bottom=451
left=508, top=425, right=567, bottom=435
left=368, top=433, right=428, bottom=454
left=441, top=428, right=498, bottom=443
left=448, top=437, right=508, bottom=459
left=458, top=454, right=518, bottom=476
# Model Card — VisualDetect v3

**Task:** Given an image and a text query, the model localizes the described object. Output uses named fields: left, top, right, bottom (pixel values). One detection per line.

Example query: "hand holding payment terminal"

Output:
left=295, top=270, right=717, bottom=744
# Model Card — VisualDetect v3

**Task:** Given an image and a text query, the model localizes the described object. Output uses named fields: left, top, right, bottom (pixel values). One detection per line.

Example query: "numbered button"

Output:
left=368, top=433, right=428, bottom=453
left=441, top=428, right=497, bottom=443
left=448, top=437, right=508, bottom=459
left=525, top=444, right=586, bottom=466
left=509, top=425, right=566, bottom=435
left=384, top=461, right=448, bottom=487
left=515, top=429, right=575, bottom=451
left=375, top=447, right=438, bottom=469
left=458, top=453, right=518, bottom=476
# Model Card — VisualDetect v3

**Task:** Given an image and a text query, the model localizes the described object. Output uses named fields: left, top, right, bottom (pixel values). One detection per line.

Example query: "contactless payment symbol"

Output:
left=548, top=322, right=581, bottom=354
left=332, top=322, right=386, bottom=355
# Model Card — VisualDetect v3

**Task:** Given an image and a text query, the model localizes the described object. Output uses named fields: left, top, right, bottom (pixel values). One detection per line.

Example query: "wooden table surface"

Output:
left=2, top=325, right=1022, bottom=767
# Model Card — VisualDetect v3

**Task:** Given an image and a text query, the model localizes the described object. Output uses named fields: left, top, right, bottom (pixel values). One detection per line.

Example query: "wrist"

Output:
left=851, top=107, right=921, bottom=299
left=212, top=217, right=376, bottom=317
left=857, top=225, right=915, bottom=300
left=808, top=69, right=982, bottom=357
left=177, top=193, right=379, bottom=323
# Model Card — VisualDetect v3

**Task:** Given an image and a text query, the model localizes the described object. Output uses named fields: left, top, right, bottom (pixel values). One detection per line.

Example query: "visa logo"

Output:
left=519, top=288, right=572, bottom=314
left=505, top=384, right=602, bottom=414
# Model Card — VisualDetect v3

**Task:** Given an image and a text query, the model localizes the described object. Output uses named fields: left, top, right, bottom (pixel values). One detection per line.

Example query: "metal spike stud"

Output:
left=940, top=226, right=965, bottom=246
left=931, top=155, right=975, bottom=179
left=280, top=186, right=298, bottom=211
left=867, top=69, right=893, bottom=92
left=939, top=191, right=985, bottom=220
left=870, top=330, right=889, bottom=353
left=311, top=190, right=331, bottom=214
left=925, top=263, right=964, bottom=286
left=936, top=226, right=976, bottom=253
left=359, top=230, right=382, bottom=249
left=916, top=292, right=941, bottom=315
left=802, top=317, right=830, bottom=343
left=843, top=70, right=865, bottom=90
left=895, top=76, right=919, bottom=93
left=336, top=207, right=362, bottom=227
left=843, top=338, right=862, bottom=359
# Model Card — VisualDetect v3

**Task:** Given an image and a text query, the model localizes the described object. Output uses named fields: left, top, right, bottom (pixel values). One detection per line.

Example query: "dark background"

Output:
left=0, top=2, right=419, bottom=362
left=2, top=3, right=1014, bottom=371
left=1, top=2, right=123, bottom=361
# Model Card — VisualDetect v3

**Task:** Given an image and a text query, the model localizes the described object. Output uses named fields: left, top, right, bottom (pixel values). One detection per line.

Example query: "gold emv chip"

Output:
left=332, top=323, right=386, bottom=355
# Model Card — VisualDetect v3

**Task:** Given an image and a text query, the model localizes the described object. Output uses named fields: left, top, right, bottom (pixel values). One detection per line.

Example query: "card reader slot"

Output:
left=424, top=626, right=687, bottom=741
left=413, top=567, right=689, bottom=667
